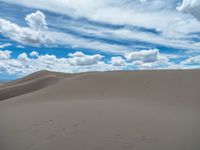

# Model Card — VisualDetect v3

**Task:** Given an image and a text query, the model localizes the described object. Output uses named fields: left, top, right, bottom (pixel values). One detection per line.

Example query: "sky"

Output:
left=0, top=0, right=200, bottom=80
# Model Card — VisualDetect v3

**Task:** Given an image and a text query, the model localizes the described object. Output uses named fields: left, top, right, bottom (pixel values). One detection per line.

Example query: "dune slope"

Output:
left=0, top=70, right=75, bottom=101
left=0, top=70, right=199, bottom=150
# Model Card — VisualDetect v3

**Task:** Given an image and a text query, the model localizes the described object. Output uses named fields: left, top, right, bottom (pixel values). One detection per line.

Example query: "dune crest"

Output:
left=0, top=70, right=75, bottom=100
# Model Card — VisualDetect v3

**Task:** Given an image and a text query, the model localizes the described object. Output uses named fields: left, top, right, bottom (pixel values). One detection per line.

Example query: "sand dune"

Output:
left=0, top=70, right=75, bottom=101
left=0, top=70, right=199, bottom=150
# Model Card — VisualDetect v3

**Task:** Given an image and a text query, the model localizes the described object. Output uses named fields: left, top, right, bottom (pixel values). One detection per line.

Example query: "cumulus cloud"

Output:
left=177, top=0, right=200, bottom=21
left=0, top=50, right=11, bottom=60
left=124, top=49, right=177, bottom=69
left=125, top=49, right=159, bottom=63
left=110, top=57, right=126, bottom=66
left=0, top=50, right=124, bottom=76
left=132, top=55, right=173, bottom=69
left=0, top=11, right=53, bottom=47
left=30, top=51, right=39, bottom=57
left=25, top=11, right=47, bottom=30
left=67, top=51, right=103, bottom=66
left=0, top=50, right=104, bottom=76
left=1, top=48, right=198, bottom=77
left=68, top=51, right=86, bottom=58
left=18, top=53, right=29, bottom=62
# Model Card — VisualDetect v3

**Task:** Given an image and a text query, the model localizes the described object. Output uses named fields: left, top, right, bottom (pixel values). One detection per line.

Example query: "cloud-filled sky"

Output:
left=0, top=0, right=200, bottom=80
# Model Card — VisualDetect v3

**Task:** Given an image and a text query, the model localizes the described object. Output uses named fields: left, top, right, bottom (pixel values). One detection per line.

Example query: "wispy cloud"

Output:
left=0, top=43, right=11, bottom=48
left=0, top=0, right=200, bottom=79
left=1, top=7, right=200, bottom=54
left=177, top=0, right=200, bottom=21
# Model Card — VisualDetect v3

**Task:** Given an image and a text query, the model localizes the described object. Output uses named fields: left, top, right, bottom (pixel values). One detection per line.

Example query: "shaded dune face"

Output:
left=0, top=71, right=74, bottom=100
left=0, top=70, right=200, bottom=150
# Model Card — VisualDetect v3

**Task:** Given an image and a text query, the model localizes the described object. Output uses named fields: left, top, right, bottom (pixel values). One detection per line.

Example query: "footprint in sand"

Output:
left=62, top=128, right=66, bottom=131
left=25, top=143, right=35, bottom=149
left=72, top=123, right=80, bottom=128
left=121, top=143, right=134, bottom=150
left=32, top=129, right=39, bottom=133
left=47, top=134, right=55, bottom=140
left=113, top=133, right=123, bottom=143
left=44, top=119, right=53, bottom=124
left=92, top=146, right=104, bottom=150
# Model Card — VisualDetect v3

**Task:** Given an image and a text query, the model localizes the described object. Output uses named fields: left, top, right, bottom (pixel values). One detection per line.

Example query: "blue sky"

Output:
left=0, top=0, right=200, bottom=80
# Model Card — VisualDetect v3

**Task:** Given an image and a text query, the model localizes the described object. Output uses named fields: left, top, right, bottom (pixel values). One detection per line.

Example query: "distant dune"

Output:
left=0, top=70, right=76, bottom=100
left=0, top=70, right=199, bottom=150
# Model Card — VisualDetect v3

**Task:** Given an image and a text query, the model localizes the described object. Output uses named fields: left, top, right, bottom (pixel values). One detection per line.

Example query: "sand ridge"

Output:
left=0, top=70, right=78, bottom=100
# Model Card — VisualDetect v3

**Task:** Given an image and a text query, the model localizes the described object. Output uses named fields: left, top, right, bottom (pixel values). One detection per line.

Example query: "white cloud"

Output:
left=0, top=50, right=11, bottom=60
left=181, top=55, right=200, bottom=65
left=110, top=57, right=126, bottom=66
left=0, top=6, right=200, bottom=53
left=0, top=11, right=53, bottom=47
left=16, top=45, right=25, bottom=48
left=30, top=51, right=39, bottom=57
left=0, top=0, right=178, bottom=29
left=37, top=54, right=58, bottom=65
left=67, top=51, right=103, bottom=66
left=18, top=53, right=29, bottom=62
left=56, top=17, right=200, bottom=52
left=177, top=0, right=200, bottom=21
left=0, top=59, right=23, bottom=75
left=25, top=10, right=47, bottom=30
left=0, top=49, right=199, bottom=77
left=0, top=50, right=125, bottom=76
left=0, top=43, right=11, bottom=49
left=134, top=55, right=173, bottom=69
left=124, top=49, right=177, bottom=69
left=125, top=49, right=159, bottom=63
left=0, top=11, right=131, bottom=54
left=5, top=1, right=200, bottom=34
left=68, top=51, right=86, bottom=58
left=2, top=0, right=200, bottom=36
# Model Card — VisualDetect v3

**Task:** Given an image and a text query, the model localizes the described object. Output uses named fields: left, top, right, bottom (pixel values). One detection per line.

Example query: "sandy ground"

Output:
left=0, top=70, right=199, bottom=150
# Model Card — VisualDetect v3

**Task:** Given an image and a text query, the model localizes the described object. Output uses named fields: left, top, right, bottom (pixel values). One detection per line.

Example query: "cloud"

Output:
left=0, top=49, right=199, bottom=78
left=0, top=0, right=179, bottom=29
left=0, top=50, right=110, bottom=76
left=68, top=51, right=86, bottom=58
left=0, top=50, right=11, bottom=60
left=1, top=6, right=200, bottom=53
left=25, top=10, right=47, bottom=30
left=67, top=51, right=103, bottom=66
left=37, top=54, right=58, bottom=65
left=177, top=0, right=200, bottom=21
left=181, top=55, right=200, bottom=65
left=18, top=53, right=29, bottom=62
left=132, top=55, right=173, bottom=69
left=124, top=49, right=177, bottom=69
left=16, top=45, right=25, bottom=48
left=125, top=49, right=159, bottom=63
left=0, top=11, right=131, bottom=53
left=30, top=51, right=39, bottom=57
left=0, top=11, right=53, bottom=47
left=110, top=57, right=126, bottom=66
left=0, top=43, right=11, bottom=49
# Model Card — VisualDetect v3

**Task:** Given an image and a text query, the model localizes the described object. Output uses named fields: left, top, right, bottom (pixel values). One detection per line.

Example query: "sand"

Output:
left=0, top=70, right=199, bottom=150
